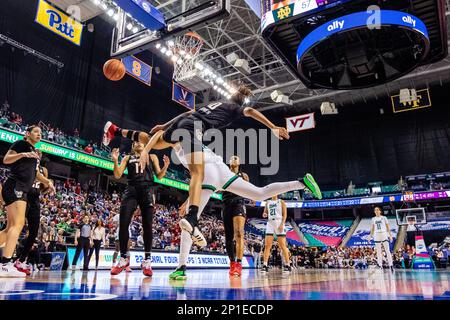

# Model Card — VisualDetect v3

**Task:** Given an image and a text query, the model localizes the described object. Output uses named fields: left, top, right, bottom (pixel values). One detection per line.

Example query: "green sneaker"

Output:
left=302, top=173, right=322, bottom=200
left=169, top=268, right=187, bottom=280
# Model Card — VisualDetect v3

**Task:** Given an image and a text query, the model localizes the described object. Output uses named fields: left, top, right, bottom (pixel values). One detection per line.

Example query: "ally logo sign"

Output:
left=35, top=0, right=83, bottom=46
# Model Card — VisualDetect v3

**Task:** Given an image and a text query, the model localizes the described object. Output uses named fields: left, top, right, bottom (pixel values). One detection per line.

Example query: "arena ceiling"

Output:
left=52, top=0, right=450, bottom=113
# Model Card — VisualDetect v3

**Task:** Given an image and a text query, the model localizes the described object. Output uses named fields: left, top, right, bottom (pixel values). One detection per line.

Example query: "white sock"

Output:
left=178, top=230, right=193, bottom=267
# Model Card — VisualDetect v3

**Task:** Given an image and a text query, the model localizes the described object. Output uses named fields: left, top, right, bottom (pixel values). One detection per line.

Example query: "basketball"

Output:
left=103, top=59, right=126, bottom=81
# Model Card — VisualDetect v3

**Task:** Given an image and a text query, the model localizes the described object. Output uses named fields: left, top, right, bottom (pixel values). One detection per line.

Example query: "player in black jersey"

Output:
left=132, top=85, right=289, bottom=243
left=0, top=125, right=55, bottom=277
left=222, top=156, right=249, bottom=277
left=110, top=141, right=170, bottom=276
left=14, top=150, right=50, bottom=275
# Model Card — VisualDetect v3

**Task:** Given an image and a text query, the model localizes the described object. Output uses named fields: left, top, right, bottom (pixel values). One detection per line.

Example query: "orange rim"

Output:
left=184, top=31, right=204, bottom=44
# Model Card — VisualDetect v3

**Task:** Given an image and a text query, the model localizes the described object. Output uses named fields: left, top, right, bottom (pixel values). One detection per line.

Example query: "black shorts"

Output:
left=121, top=185, right=154, bottom=211
left=1, top=179, right=29, bottom=206
left=162, top=116, right=204, bottom=153
left=222, top=201, right=247, bottom=219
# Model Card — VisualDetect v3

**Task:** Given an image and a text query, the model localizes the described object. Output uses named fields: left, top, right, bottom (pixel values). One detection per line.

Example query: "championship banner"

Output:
left=297, top=220, right=353, bottom=247
left=347, top=218, right=398, bottom=248
left=412, top=235, right=434, bottom=269
left=122, top=55, right=152, bottom=86
left=67, top=247, right=254, bottom=269
left=35, top=0, right=83, bottom=46
left=172, top=81, right=196, bottom=110
left=391, top=89, right=431, bottom=113
left=285, top=112, right=315, bottom=133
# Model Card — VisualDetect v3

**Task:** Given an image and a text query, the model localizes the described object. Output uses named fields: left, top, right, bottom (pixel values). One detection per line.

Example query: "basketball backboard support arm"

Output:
left=111, top=0, right=230, bottom=58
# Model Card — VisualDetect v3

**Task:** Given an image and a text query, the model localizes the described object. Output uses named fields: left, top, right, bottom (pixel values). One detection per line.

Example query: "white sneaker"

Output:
left=192, top=227, right=207, bottom=247
left=0, top=262, right=27, bottom=278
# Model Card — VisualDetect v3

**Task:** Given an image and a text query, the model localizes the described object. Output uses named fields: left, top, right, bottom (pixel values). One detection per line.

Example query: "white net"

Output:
left=171, top=32, right=204, bottom=82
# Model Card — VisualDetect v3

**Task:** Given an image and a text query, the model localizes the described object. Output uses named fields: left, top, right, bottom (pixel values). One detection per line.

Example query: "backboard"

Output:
left=111, top=0, right=230, bottom=58
left=395, top=208, right=427, bottom=227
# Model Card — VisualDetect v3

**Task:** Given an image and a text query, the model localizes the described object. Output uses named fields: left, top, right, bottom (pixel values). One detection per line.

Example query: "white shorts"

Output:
left=265, top=219, right=286, bottom=236
left=373, top=232, right=389, bottom=243
left=202, top=160, right=237, bottom=192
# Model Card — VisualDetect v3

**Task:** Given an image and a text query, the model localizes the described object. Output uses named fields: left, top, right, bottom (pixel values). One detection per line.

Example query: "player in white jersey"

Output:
left=101, top=124, right=322, bottom=279
left=370, top=206, right=394, bottom=272
left=260, top=195, right=291, bottom=273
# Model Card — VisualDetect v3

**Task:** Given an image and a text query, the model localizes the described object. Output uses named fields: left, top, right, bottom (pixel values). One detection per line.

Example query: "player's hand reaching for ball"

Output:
left=139, top=151, right=150, bottom=171
left=272, top=127, right=290, bottom=140
left=262, top=212, right=268, bottom=218
left=111, top=148, right=120, bottom=162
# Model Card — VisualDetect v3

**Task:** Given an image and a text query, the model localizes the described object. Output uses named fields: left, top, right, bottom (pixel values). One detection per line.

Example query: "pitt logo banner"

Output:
left=35, top=0, right=83, bottom=46
left=391, top=89, right=431, bottom=113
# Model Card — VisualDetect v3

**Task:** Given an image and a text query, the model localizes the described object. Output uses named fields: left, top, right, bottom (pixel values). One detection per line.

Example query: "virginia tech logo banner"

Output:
left=285, top=112, right=315, bottom=132
left=35, top=0, right=84, bottom=46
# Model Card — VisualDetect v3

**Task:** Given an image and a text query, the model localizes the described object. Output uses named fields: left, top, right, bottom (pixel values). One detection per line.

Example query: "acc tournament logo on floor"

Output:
left=35, top=0, right=83, bottom=46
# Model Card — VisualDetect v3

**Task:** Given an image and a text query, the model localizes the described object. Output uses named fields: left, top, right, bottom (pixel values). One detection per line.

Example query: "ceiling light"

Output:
left=126, top=23, right=133, bottom=30
left=107, top=8, right=114, bottom=16
left=132, top=27, right=139, bottom=33
left=160, top=47, right=167, bottom=54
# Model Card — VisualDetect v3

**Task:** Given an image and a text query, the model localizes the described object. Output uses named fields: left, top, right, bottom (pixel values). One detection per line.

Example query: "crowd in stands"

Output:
left=1, top=100, right=110, bottom=158
left=0, top=168, right=261, bottom=268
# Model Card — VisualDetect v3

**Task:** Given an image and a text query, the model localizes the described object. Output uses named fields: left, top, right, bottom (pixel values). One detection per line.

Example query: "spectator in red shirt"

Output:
left=84, top=144, right=93, bottom=154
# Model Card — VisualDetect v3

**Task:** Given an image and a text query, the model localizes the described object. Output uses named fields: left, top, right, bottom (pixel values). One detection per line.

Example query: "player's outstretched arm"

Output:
left=243, top=107, right=290, bottom=140
left=150, top=154, right=170, bottom=180
left=112, top=148, right=129, bottom=180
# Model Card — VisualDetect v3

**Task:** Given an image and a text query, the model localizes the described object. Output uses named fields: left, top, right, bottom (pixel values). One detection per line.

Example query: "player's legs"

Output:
left=2, top=201, right=27, bottom=260
left=262, top=235, right=274, bottom=269
left=111, top=192, right=136, bottom=275
left=113, top=241, right=120, bottom=264
left=179, top=152, right=205, bottom=233
left=103, top=121, right=172, bottom=150
left=382, top=241, right=394, bottom=268
left=18, top=198, right=40, bottom=263
left=375, top=241, right=383, bottom=268
left=277, top=236, right=291, bottom=269
left=225, top=177, right=305, bottom=202
left=233, top=216, right=245, bottom=262
left=138, top=188, right=155, bottom=276
left=170, top=189, right=213, bottom=280
left=222, top=208, right=235, bottom=263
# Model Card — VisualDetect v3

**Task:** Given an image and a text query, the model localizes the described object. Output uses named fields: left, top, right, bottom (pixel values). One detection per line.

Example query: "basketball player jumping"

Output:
left=102, top=122, right=321, bottom=279
left=370, top=206, right=395, bottom=272
left=260, top=195, right=291, bottom=273
left=110, top=142, right=170, bottom=276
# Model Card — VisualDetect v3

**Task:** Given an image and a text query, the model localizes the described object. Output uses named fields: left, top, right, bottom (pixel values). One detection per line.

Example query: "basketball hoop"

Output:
left=171, top=32, right=204, bottom=83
